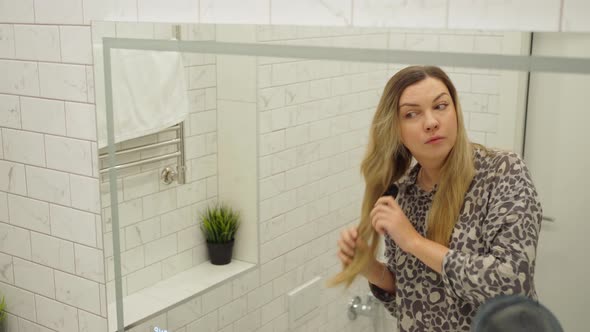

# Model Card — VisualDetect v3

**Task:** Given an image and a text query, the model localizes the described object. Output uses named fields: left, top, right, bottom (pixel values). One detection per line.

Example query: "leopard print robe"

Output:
left=370, top=148, right=543, bottom=331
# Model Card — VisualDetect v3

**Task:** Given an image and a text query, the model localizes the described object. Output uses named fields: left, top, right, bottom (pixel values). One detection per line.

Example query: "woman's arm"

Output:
left=427, top=154, right=542, bottom=305
left=367, top=237, right=398, bottom=317
left=407, top=237, right=449, bottom=274
left=378, top=153, right=542, bottom=306
left=363, top=258, right=396, bottom=293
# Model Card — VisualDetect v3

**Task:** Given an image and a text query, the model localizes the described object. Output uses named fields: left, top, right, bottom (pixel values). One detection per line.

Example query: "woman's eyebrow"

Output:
left=399, top=102, right=419, bottom=108
left=400, top=92, right=450, bottom=108
left=433, top=92, right=449, bottom=102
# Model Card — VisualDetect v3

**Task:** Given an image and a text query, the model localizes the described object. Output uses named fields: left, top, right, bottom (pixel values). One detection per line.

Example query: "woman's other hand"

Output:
left=337, top=226, right=361, bottom=268
left=337, top=226, right=378, bottom=279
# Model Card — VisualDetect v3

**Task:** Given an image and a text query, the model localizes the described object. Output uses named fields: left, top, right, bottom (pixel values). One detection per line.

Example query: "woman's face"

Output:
left=398, top=77, right=458, bottom=167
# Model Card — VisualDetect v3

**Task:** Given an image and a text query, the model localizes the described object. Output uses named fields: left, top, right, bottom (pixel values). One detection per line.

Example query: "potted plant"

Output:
left=0, top=296, right=6, bottom=332
left=199, top=203, right=240, bottom=265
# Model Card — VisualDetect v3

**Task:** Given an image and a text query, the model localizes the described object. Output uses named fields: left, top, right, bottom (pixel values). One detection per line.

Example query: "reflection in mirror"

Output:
left=92, top=23, right=589, bottom=332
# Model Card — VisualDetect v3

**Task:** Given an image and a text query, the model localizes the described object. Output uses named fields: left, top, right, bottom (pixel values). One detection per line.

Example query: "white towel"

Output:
left=95, top=49, right=189, bottom=149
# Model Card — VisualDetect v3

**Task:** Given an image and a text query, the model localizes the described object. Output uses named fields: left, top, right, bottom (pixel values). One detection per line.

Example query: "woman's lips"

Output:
left=426, top=136, right=444, bottom=144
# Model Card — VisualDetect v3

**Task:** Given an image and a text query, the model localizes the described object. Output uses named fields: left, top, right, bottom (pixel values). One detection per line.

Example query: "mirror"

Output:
left=92, top=22, right=589, bottom=332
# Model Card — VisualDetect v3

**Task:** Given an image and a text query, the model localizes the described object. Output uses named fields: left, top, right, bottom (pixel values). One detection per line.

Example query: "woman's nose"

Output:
left=424, top=112, right=439, bottom=131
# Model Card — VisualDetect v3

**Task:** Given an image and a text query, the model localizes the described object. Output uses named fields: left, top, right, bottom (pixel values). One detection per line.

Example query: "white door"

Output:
left=525, top=32, right=590, bottom=332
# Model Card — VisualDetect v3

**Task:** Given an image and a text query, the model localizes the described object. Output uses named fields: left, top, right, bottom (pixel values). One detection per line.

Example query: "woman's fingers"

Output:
left=370, top=196, right=405, bottom=236
left=338, top=250, right=352, bottom=266
left=341, top=227, right=357, bottom=249
left=375, top=195, right=398, bottom=208
left=337, top=237, right=355, bottom=257
left=337, top=227, right=359, bottom=265
left=372, top=216, right=387, bottom=235
left=370, top=202, right=394, bottom=220
left=371, top=210, right=395, bottom=235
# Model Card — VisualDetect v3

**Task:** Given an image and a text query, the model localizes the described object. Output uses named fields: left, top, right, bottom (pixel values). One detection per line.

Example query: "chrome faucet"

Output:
left=348, top=293, right=379, bottom=320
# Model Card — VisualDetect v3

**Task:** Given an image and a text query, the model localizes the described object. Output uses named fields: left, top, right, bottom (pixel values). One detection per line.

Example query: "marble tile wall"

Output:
left=0, top=2, right=104, bottom=331
left=96, top=23, right=220, bottom=303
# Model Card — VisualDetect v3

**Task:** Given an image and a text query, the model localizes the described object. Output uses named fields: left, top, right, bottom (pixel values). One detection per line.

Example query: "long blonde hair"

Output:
left=328, top=66, right=477, bottom=287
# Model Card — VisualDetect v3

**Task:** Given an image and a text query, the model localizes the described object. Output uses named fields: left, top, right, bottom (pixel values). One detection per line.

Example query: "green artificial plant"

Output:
left=199, top=204, right=240, bottom=244
left=0, top=296, right=6, bottom=324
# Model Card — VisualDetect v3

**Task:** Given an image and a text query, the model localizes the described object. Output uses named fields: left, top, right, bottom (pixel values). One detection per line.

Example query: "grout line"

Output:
left=77, top=307, right=82, bottom=332
left=52, top=258, right=58, bottom=305
left=10, top=24, right=17, bottom=58
left=350, top=0, right=354, bottom=26
left=255, top=45, right=264, bottom=270
left=32, top=0, right=37, bottom=24
left=21, top=153, right=30, bottom=196
left=35, top=61, right=41, bottom=100
left=57, top=25, right=63, bottom=63
left=10, top=256, right=16, bottom=296
left=42, top=133, right=48, bottom=170
left=258, top=30, right=390, bottom=43
left=0, top=56, right=92, bottom=66
left=268, top=0, right=272, bottom=24
left=558, top=0, right=565, bottom=31
left=1, top=256, right=105, bottom=291
left=0, top=22, right=90, bottom=27
left=16, top=96, right=24, bottom=130
left=258, top=74, right=388, bottom=92
left=81, top=0, right=86, bottom=27
left=0, top=91, right=95, bottom=105
left=3, top=190, right=99, bottom=220
left=6, top=285, right=106, bottom=320
left=445, top=0, right=451, bottom=29
left=46, top=196, right=54, bottom=240
left=84, top=61, right=90, bottom=104
left=4, top=154, right=94, bottom=182
left=2, top=125, right=97, bottom=145
left=197, top=0, right=202, bottom=23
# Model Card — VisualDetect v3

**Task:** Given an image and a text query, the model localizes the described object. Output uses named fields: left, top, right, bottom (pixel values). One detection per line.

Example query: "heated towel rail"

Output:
left=98, top=122, right=186, bottom=185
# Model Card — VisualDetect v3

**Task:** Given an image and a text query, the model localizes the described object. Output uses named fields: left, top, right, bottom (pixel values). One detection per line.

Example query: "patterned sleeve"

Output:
left=369, top=235, right=398, bottom=317
left=441, top=153, right=543, bottom=306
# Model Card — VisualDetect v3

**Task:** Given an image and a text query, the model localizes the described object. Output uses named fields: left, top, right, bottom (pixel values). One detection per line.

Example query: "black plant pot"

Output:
left=206, top=240, right=235, bottom=265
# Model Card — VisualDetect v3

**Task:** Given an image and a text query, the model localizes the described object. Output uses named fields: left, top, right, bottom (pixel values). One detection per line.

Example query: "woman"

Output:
left=330, top=66, right=543, bottom=331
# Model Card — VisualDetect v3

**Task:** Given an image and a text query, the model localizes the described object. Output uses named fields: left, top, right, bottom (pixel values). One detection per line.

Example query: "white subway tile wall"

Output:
left=562, top=0, right=590, bottom=31
left=33, top=0, right=84, bottom=25
left=38, top=62, right=88, bottom=102
left=13, top=25, right=61, bottom=62
left=59, top=26, right=93, bottom=64
left=0, top=60, right=40, bottom=96
left=200, top=0, right=270, bottom=25
left=137, top=0, right=200, bottom=23
left=355, top=0, right=448, bottom=29
left=448, top=0, right=561, bottom=31
left=271, top=0, right=352, bottom=26
left=0, top=0, right=581, bottom=331
left=82, top=0, right=139, bottom=25
left=20, top=97, right=67, bottom=136
left=98, top=24, right=220, bottom=304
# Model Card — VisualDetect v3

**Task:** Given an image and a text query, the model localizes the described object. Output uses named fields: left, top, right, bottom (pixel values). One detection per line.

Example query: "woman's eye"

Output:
left=435, top=103, right=448, bottom=110
left=404, top=112, right=417, bottom=119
